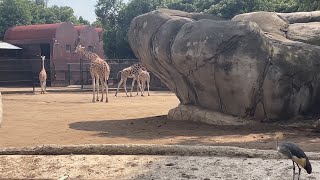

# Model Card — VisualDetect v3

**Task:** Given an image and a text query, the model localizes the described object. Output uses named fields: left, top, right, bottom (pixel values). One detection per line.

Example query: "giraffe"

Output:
left=136, top=70, right=150, bottom=96
left=114, top=62, right=146, bottom=97
left=74, top=44, right=110, bottom=103
left=39, top=56, right=47, bottom=94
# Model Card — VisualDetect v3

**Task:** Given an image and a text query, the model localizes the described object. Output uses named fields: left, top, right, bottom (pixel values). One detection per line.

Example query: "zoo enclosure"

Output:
left=0, top=58, right=167, bottom=91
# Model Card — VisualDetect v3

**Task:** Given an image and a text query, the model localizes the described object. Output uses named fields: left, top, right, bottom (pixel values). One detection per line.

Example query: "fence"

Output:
left=0, top=58, right=168, bottom=92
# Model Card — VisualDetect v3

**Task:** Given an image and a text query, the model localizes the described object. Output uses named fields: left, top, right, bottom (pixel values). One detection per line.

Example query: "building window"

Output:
left=88, top=46, right=94, bottom=52
left=66, top=45, right=71, bottom=52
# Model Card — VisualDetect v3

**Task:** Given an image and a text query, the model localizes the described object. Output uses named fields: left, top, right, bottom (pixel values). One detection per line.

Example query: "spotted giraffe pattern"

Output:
left=115, top=62, right=146, bottom=97
left=75, top=44, right=110, bottom=102
left=39, top=56, right=47, bottom=94
left=136, top=70, right=150, bottom=96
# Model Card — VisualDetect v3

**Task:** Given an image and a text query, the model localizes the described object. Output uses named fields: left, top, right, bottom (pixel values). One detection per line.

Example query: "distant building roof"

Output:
left=96, top=28, right=103, bottom=33
left=74, top=25, right=87, bottom=32
left=74, top=25, right=103, bottom=33
left=0, top=41, right=22, bottom=50
left=4, top=22, right=65, bottom=41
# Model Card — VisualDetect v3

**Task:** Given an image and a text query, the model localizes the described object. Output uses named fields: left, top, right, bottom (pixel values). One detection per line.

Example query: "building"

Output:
left=3, top=22, right=104, bottom=86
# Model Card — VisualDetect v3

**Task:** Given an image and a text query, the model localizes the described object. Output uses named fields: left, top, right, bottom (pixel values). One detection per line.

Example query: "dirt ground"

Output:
left=1, top=155, right=319, bottom=179
left=0, top=91, right=320, bottom=152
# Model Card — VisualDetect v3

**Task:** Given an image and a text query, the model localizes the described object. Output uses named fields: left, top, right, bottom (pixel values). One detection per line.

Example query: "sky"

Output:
left=48, top=0, right=129, bottom=23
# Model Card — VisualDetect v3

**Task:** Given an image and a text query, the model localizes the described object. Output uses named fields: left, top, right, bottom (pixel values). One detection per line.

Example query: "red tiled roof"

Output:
left=74, top=25, right=87, bottom=32
left=95, top=28, right=103, bottom=34
left=4, top=23, right=65, bottom=41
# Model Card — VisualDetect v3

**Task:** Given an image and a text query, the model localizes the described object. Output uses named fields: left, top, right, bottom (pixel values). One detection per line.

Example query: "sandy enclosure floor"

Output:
left=1, top=155, right=319, bottom=179
left=0, top=91, right=320, bottom=152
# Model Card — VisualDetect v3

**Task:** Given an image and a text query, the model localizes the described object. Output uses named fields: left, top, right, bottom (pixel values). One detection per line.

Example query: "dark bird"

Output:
left=275, top=132, right=312, bottom=180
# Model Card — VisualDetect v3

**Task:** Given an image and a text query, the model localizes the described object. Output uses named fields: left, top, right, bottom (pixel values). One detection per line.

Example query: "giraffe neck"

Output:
left=41, top=59, right=45, bottom=70
left=79, top=49, right=98, bottom=62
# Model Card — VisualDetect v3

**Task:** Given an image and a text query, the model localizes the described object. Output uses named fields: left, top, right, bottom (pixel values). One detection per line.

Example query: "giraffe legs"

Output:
left=137, top=79, right=143, bottom=96
left=96, top=76, right=100, bottom=101
left=130, top=78, right=136, bottom=97
left=92, top=77, right=96, bottom=102
left=123, top=78, right=128, bottom=97
left=100, top=79, right=104, bottom=102
left=147, top=78, right=150, bottom=96
left=115, top=78, right=123, bottom=97
left=40, top=81, right=46, bottom=94
left=140, top=80, right=145, bottom=96
left=105, top=80, right=109, bottom=103
left=136, top=79, right=139, bottom=96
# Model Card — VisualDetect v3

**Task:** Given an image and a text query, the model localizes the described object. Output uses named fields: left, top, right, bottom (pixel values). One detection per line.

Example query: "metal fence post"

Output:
left=68, top=64, right=71, bottom=85
left=32, top=72, right=35, bottom=93
left=80, top=58, right=83, bottom=89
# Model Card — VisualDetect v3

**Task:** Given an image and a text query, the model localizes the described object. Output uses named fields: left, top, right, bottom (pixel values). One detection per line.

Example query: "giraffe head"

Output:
left=41, top=56, right=45, bottom=61
left=74, top=43, right=85, bottom=54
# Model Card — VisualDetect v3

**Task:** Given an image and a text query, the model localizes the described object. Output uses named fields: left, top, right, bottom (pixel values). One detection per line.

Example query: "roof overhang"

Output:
left=0, top=41, right=22, bottom=50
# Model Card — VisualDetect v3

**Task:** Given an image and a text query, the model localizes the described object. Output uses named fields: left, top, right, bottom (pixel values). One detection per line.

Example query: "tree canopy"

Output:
left=95, top=0, right=320, bottom=59
left=0, top=0, right=90, bottom=39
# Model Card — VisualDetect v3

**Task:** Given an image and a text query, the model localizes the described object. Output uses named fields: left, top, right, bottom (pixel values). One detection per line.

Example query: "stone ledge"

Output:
left=1, top=144, right=319, bottom=160
left=168, top=105, right=250, bottom=126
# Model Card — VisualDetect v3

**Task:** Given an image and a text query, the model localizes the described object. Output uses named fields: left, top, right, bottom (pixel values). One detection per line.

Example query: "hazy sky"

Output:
left=48, top=0, right=129, bottom=23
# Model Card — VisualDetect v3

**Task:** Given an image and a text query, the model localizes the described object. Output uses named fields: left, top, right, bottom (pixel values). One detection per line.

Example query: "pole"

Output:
left=80, top=58, right=83, bottom=89
left=68, top=64, right=71, bottom=85
left=32, top=72, right=35, bottom=93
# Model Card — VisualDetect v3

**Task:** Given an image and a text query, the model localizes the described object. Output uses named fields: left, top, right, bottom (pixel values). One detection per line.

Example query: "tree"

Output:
left=95, top=0, right=124, bottom=28
left=92, top=19, right=103, bottom=28
left=0, top=0, right=32, bottom=38
left=78, top=16, right=90, bottom=25
left=35, top=0, right=48, bottom=7
left=95, top=0, right=160, bottom=58
left=0, top=0, right=90, bottom=39
left=48, top=5, right=78, bottom=24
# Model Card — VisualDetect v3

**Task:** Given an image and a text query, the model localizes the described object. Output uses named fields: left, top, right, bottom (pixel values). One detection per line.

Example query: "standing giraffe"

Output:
left=39, top=56, right=47, bottom=94
left=136, top=70, right=150, bottom=96
left=74, top=44, right=110, bottom=102
left=115, top=63, right=145, bottom=97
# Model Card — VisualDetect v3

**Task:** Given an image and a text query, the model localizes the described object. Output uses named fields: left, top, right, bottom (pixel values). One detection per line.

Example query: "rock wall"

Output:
left=128, top=9, right=320, bottom=121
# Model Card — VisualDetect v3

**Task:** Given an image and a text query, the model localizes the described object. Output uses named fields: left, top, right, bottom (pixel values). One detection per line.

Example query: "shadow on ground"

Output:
left=69, top=115, right=320, bottom=152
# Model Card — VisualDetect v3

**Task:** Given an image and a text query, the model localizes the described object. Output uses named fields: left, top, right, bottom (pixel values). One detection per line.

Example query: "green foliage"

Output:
left=0, top=0, right=90, bottom=39
left=94, top=0, right=307, bottom=59
left=0, top=0, right=32, bottom=38
left=78, top=16, right=90, bottom=25
left=296, top=0, right=320, bottom=11
left=92, top=19, right=103, bottom=28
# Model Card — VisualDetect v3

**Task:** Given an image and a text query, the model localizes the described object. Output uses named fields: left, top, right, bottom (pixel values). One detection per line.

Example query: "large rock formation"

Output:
left=128, top=9, right=320, bottom=121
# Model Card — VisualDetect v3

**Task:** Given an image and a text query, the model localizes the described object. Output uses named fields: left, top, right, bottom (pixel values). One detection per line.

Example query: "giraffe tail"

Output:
left=116, top=70, right=122, bottom=83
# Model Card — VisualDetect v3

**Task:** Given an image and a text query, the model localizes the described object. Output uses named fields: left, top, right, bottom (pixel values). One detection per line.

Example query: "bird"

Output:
left=275, top=132, right=312, bottom=180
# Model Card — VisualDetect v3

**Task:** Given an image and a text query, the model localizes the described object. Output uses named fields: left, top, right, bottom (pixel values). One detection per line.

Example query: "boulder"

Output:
left=287, top=22, right=320, bottom=46
left=277, top=11, right=320, bottom=24
left=128, top=9, right=320, bottom=121
left=232, top=11, right=289, bottom=37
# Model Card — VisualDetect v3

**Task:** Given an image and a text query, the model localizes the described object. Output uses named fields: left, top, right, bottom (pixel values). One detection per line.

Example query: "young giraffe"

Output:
left=136, top=70, right=150, bottom=96
left=74, top=44, right=110, bottom=102
left=115, top=62, right=146, bottom=97
left=39, top=56, right=47, bottom=94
